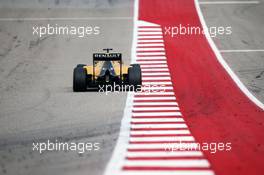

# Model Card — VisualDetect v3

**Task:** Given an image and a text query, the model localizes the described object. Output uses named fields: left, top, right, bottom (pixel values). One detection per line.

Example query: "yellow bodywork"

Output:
left=83, top=61, right=129, bottom=79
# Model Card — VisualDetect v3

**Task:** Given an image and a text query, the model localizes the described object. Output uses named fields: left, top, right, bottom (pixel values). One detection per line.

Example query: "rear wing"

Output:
left=92, top=50, right=123, bottom=81
left=93, top=53, right=122, bottom=61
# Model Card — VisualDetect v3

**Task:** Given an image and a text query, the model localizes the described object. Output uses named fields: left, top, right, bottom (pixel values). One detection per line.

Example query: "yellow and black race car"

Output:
left=73, top=49, right=142, bottom=92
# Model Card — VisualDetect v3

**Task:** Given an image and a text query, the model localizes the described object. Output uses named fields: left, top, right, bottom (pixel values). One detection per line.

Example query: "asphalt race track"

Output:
left=0, top=0, right=264, bottom=175
left=0, top=1, right=133, bottom=175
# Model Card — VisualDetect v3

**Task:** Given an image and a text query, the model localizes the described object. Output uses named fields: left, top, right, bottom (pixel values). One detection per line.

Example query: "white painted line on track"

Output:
left=138, top=61, right=167, bottom=64
left=142, top=72, right=170, bottom=76
left=124, top=159, right=210, bottom=167
left=141, top=84, right=172, bottom=87
left=134, top=92, right=175, bottom=96
left=137, top=39, right=164, bottom=42
left=137, top=56, right=167, bottom=60
left=126, top=151, right=203, bottom=157
left=141, top=83, right=172, bottom=86
left=141, top=67, right=169, bottom=73
left=131, top=124, right=187, bottom=129
left=138, top=43, right=164, bottom=47
left=133, top=107, right=180, bottom=111
left=142, top=82, right=172, bottom=85
left=138, top=35, right=163, bottom=39
left=199, top=1, right=259, bottom=5
left=127, top=143, right=199, bottom=149
left=138, top=31, right=163, bottom=35
left=137, top=52, right=165, bottom=55
left=134, top=96, right=176, bottom=100
left=133, top=102, right=178, bottom=106
left=142, top=75, right=170, bottom=77
left=142, top=76, right=170, bottom=80
left=138, top=59, right=167, bottom=62
left=141, top=65, right=168, bottom=68
left=129, top=136, right=195, bottom=142
left=132, top=112, right=182, bottom=117
left=131, top=118, right=184, bottom=122
left=137, top=48, right=165, bottom=51
left=142, top=78, right=171, bottom=81
left=195, top=0, right=264, bottom=110
left=130, top=130, right=190, bottom=135
left=141, top=86, right=173, bottom=90
left=137, top=55, right=166, bottom=57
left=141, top=68, right=169, bottom=71
left=138, top=32, right=162, bottom=34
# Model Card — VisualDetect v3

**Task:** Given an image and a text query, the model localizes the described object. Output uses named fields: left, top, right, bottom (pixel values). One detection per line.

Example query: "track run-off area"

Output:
left=105, top=0, right=264, bottom=175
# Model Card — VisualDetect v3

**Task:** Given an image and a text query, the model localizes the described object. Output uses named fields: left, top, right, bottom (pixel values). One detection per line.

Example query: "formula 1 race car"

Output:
left=73, top=48, right=142, bottom=92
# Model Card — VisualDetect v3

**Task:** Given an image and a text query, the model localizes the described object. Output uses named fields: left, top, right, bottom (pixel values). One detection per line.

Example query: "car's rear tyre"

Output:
left=128, top=64, right=142, bottom=90
left=131, top=64, right=140, bottom=70
left=73, top=67, right=87, bottom=92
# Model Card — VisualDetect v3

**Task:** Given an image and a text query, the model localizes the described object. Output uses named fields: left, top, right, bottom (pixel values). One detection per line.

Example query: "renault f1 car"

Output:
left=73, top=49, right=142, bottom=92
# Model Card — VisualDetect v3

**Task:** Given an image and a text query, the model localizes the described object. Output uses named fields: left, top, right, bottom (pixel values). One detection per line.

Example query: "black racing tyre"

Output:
left=73, top=67, right=87, bottom=92
left=132, top=64, right=142, bottom=84
left=128, top=64, right=142, bottom=89
left=77, top=64, right=86, bottom=68
left=131, top=64, right=141, bottom=70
